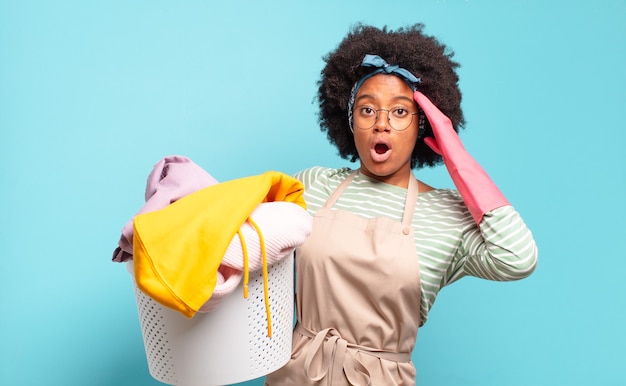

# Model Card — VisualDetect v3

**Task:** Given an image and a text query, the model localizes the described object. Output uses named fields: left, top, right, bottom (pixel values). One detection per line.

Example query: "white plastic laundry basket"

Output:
left=127, top=255, right=294, bottom=386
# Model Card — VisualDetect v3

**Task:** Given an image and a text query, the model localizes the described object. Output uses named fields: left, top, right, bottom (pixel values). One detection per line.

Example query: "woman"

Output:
left=265, top=23, right=538, bottom=385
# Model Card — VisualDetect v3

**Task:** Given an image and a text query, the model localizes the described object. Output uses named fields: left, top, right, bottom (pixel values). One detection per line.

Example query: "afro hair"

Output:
left=317, top=23, right=465, bottom=169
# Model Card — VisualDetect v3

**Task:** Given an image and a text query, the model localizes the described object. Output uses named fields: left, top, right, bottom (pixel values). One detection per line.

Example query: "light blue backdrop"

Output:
left=1, top=1, right=625, bottom=385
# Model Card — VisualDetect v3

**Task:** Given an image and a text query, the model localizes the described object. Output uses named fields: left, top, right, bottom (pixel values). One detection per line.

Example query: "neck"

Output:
left=358, top=167, right=413, bottom=188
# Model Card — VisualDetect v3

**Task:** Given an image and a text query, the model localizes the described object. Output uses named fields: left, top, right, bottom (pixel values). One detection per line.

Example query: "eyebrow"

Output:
left=355, top=94, right=415, bottom=104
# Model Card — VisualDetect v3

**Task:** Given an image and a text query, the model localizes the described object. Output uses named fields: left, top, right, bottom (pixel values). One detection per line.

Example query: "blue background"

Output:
left=1, top=1, right=625, bottom=385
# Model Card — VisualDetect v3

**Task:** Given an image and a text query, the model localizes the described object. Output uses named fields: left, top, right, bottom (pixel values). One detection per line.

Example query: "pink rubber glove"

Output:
left=414, top=91, right=509, bottom=224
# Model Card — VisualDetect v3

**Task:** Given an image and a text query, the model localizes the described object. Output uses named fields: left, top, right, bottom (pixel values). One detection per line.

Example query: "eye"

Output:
left=392, top=108, right=409, bottom=118
left=358, top=106, right=376, bottom=116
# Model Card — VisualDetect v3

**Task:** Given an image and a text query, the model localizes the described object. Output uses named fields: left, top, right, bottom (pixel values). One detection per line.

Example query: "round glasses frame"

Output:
left=352, top=107, right=419, bottom=131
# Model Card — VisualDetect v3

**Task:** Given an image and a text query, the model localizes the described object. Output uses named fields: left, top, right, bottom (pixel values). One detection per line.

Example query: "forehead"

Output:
left=355, top=74, right=415, bottom=101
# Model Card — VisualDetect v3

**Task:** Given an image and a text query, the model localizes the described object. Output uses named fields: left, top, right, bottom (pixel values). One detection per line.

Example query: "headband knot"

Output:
left=360, top=54, right=420, bottom=85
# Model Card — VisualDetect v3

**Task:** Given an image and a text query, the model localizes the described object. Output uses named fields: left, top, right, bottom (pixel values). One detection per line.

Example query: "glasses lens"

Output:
left=353, top=107, right=375, bottom=130
left=389, top=108, right=414, bottom=131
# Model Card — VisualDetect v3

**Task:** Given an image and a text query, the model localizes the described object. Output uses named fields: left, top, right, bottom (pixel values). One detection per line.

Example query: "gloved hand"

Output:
left=414, top=91, right=509, bottom=224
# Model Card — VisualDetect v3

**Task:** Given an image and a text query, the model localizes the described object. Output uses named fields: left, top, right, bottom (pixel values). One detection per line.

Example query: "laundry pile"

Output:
left=112, top=155, right=312, bottom=335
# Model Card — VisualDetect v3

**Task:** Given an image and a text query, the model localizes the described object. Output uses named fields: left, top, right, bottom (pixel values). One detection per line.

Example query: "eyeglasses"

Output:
left=352, top=106, right=419, bottom=131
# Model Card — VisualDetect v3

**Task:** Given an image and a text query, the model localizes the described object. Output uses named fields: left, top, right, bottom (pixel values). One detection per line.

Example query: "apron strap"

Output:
left=403, top=175, right=419, bottom=227
left=323, top=171, right=358, bottom=209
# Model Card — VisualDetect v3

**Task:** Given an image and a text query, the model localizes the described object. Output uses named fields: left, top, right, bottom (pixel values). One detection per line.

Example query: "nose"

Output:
left=374, top=109, right=392, bottom=132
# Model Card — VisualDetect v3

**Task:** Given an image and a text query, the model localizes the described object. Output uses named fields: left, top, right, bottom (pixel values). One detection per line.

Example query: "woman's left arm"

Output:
left=457, top=205, right=538, bottom=281
left=414, top=92, right=537, bottom=282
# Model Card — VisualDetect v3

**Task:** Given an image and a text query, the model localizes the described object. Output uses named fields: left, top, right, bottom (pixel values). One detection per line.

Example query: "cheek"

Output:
left=353, top=132, right=368, bottom=153
left=398, top=132, right=418, bottom=153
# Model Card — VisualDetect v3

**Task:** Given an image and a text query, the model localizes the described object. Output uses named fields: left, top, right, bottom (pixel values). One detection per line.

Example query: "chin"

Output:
left=361, top=165, right=395, bottom=179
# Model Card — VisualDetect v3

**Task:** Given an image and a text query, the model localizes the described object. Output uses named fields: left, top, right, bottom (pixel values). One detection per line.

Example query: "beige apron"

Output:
left=266, top=171, right=421, bottom=385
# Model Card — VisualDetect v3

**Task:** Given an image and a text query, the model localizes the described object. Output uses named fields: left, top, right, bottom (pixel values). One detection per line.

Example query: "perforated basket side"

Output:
left=246, top=256, right=294, bottom=375
left=130, top=255, right=294, bottom=386
left=135, top=286, right=178, bottom=384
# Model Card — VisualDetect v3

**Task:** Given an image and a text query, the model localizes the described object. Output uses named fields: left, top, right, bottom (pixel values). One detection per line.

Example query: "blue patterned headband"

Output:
left=347, top=54, right=425, bottom=137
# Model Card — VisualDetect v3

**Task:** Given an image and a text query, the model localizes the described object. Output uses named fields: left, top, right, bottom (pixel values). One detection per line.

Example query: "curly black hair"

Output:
left=317, top=23, right=465, bottom=169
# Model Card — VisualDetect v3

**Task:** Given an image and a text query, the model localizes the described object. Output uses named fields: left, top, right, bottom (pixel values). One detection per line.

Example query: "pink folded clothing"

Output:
left=199, top=201, right=312, bottom=312
left=112, top=155, right=219, bottom=262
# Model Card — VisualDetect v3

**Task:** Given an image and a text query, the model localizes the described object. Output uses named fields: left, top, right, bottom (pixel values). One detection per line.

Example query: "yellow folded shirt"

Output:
left=132, top=171, right=305, bottom=318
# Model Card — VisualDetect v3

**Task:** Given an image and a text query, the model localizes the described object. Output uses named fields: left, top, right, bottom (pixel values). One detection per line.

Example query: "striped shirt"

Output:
left=294, top=166, right=538, bottom=325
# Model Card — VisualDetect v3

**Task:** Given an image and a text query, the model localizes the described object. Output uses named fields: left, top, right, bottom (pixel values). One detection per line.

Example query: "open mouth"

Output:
left=371, top=141, right=392, bottom=162
left=375, top=143, right=389, bottom=154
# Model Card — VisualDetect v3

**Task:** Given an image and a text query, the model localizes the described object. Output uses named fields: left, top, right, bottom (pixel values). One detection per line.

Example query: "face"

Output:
left=352, top=74, right=419, bottom=187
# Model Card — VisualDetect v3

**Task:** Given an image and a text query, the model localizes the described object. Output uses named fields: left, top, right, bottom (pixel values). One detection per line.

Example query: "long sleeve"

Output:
left=443, top=206, right=538, bottom=284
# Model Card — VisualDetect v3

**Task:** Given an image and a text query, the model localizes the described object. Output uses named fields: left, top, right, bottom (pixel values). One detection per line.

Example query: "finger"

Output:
left=413, top=91, right=452, bottom=128
left=423, top=137, right=442, bottom=155
left=413, top=91, right=439, bottom=118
